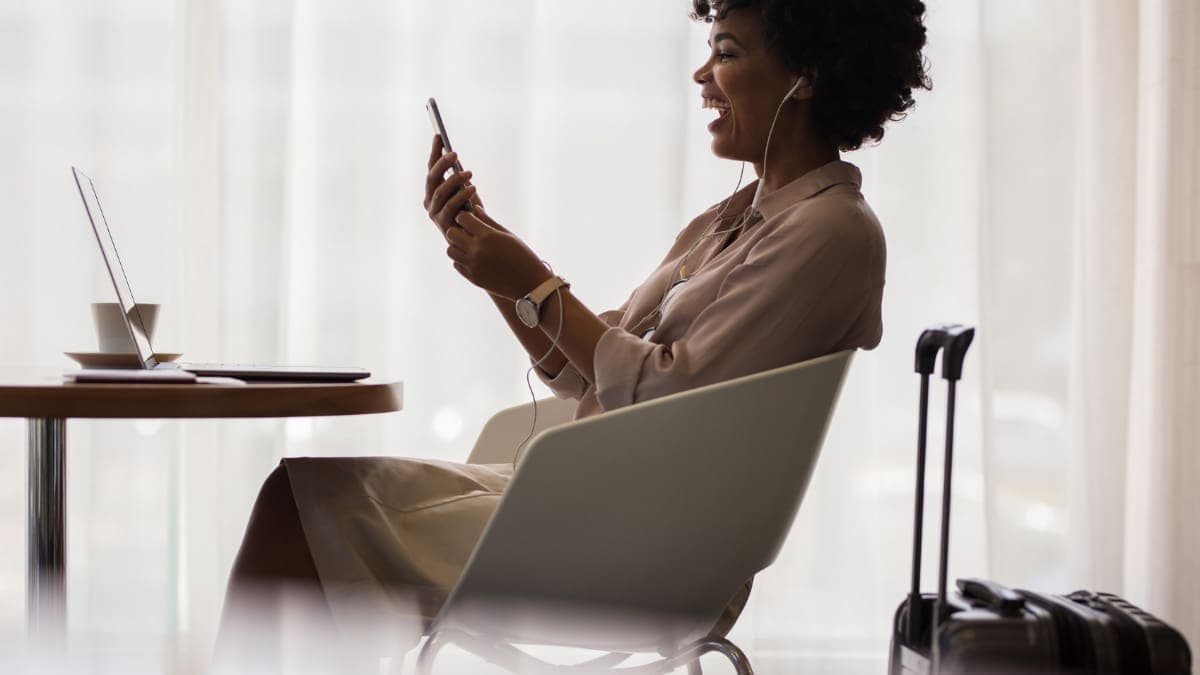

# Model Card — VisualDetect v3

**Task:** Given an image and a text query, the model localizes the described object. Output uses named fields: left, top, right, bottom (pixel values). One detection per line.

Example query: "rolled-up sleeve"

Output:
left=533, top=306, right=629, bottom=400
left=593, top=217, right=879, bottom=411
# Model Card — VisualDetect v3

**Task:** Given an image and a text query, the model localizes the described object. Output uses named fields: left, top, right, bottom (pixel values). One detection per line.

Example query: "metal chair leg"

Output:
left=418, top=630, right=748, bottom=675
left=418, top=629, right=575, bottom=675
left=675, top=636, right=752, bottom=675
left=416, top=630, right=453, bottom=675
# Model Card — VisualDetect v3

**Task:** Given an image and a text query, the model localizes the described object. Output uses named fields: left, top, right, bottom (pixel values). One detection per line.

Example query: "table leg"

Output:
left=27, top=418, right=65, bottom=636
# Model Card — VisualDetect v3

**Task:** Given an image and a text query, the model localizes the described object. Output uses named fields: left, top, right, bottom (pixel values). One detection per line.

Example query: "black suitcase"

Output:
left=887, top=324, right=1193, bottom=675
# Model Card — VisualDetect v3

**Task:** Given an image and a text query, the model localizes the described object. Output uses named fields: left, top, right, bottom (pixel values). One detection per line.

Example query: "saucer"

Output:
left=65, top=352, right=183, bottom=369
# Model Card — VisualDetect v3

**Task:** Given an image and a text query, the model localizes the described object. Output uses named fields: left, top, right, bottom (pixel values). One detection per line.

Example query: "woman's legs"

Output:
left=227, top=463, right=322, bottom=585
left=216, top=457, right=511, bottom=671
left=215, top=464, right=341, bottom=673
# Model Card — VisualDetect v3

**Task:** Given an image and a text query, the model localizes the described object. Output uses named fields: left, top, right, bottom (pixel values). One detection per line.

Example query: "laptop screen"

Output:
left=72, top=167, right=158, bottom=369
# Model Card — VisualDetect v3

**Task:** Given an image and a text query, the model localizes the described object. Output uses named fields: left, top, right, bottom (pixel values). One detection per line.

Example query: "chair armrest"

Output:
left=466, top=397, right=579, bottom=464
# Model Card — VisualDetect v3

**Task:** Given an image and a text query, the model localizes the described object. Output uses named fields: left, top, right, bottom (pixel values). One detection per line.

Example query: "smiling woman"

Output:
left=691, top=0, right=932, bottom=152
left=216, top=0, right=930, bottom=667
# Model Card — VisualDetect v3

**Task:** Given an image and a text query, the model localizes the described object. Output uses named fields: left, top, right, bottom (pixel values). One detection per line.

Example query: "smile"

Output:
left=702, top=97, right=732, bottom=119
left=703, top=97, right=731, bottom=132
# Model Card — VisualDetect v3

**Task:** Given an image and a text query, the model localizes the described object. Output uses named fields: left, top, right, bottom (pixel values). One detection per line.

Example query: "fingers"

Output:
left=445, top=225, right=471, bottom=251
left=454, top=210, right=486, bottom=235
left=453, top=262, right=472, bottom=280
left=474, top=208, right=505, bottom=232
left=429, top=151, right=458, bottom=181
left=423, top=138, right=445, bottom=207
left=446, top=245, right=468, bottom=264
left=428, top=167, right=471, bottom=215
left=423, top=151, right=461, bottom=209
left=427, top=134, right=442, bottom=170
left=436, top=183, right=477, bottom=224
left=446, top=224, right=470, bottom=268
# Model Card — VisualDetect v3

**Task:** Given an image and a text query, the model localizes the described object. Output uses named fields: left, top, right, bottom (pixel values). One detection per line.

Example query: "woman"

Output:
left=218, top=0, right=930, bottom=663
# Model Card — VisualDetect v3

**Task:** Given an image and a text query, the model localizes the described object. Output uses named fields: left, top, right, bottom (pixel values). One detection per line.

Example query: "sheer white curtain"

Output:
left=0, top=0, right=1195, bottom=672
left=1069, top=0, right=1200, bottom=661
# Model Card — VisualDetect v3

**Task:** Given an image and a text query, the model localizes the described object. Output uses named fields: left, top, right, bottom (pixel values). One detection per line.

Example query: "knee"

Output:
left=246, top=463, right=296, bottom=527
left=234, top=463, right=307, bottom=577
left=262, top=462, right=291, bottom=496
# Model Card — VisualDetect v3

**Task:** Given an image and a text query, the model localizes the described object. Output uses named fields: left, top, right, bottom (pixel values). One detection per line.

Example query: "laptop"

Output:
left=72, top=167, right=371, bottom=383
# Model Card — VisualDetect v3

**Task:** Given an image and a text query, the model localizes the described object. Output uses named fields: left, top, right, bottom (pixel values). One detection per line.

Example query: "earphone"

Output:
left=631, top=73, right=812, bottom=337
left=750, top=75, right=809, bottom=215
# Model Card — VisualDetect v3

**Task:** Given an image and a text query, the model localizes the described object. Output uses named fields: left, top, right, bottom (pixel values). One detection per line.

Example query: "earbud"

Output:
left=792, top=76, right=810, bottom=96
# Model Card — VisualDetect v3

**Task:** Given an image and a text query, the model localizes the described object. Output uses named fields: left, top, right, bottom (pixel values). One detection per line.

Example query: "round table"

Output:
left=0, top=371, right=403, bottom=634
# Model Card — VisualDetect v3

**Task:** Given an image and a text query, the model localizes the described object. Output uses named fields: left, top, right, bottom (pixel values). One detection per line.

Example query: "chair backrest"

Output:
left=436, top=350, right=855, bottom=651
left=466, top=397, right=579, bottom=465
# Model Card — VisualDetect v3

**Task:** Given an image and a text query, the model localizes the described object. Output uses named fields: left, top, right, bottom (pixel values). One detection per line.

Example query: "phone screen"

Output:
left=426, top=97, right=472, bottom=212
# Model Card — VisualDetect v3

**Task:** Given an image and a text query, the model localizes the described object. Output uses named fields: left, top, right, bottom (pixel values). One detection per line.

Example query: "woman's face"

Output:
left=693, top=9, right=804, bottom=162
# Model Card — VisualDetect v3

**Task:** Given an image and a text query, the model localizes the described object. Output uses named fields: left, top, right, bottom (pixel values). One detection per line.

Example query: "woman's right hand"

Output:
left=423, top=134, right=486, bottom=237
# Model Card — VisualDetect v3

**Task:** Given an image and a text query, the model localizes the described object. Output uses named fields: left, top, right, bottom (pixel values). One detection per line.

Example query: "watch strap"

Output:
left=527, top=275, right=570, bottom=305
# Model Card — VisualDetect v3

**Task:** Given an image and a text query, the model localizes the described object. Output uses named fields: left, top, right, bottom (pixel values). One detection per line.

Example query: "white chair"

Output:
left=465, top=396, right=580, bottom=465
left=418, top=350, right=855, bottom=675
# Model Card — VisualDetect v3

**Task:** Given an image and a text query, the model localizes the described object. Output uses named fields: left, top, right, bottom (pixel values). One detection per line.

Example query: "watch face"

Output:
left=516, top=299, right=539, bottom=328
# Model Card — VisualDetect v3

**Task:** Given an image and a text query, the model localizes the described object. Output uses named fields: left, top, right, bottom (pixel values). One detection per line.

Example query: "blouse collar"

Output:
left=754, top=160, right=862, bottom=220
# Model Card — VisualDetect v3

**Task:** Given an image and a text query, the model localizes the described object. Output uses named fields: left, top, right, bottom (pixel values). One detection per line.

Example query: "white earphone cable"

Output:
left=751, top=77, right=804, bottom=215
left=629, top=161, right=750, bottom=336
left=515, top=264, right=565, bottom=467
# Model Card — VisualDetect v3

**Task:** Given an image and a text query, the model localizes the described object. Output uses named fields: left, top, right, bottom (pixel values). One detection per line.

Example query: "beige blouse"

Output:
left=538, top=159, right=886, bottom=418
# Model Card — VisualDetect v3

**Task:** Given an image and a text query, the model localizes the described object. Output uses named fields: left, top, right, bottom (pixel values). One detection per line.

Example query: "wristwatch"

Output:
left=515, top=275, right=570, bottom=328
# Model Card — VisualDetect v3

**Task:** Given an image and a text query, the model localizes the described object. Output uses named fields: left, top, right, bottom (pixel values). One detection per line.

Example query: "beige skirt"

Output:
left=282, top=456, right=513, bottom=651
left=282, top=456, right=750, bottom=654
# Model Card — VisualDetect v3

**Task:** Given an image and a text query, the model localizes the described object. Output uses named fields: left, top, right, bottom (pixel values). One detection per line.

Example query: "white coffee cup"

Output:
left=91, top=302, right=159, bottom=353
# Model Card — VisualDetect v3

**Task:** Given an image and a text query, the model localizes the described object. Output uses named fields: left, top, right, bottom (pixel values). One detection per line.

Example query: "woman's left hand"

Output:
left=446, top=209, right=551, bottom=300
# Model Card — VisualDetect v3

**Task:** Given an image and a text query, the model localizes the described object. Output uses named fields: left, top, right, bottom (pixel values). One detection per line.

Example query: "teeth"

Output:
left=702, top=97, right=731, bottom=112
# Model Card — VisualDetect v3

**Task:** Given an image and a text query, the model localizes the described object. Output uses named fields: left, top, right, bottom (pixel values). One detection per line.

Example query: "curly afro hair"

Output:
left=691, top=0, right=931, bottom=151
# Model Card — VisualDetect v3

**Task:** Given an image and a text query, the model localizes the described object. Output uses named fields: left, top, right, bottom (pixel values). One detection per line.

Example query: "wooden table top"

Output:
left=0, top=370, right=403, bottom=419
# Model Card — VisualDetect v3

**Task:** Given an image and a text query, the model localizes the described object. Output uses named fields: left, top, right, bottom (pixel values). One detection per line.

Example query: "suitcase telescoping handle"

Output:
left=905, top=324, right=975, bottom=645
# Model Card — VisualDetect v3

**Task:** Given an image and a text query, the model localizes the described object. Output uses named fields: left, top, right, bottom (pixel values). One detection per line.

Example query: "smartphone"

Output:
left=426, top=97, right=473, bottom=213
